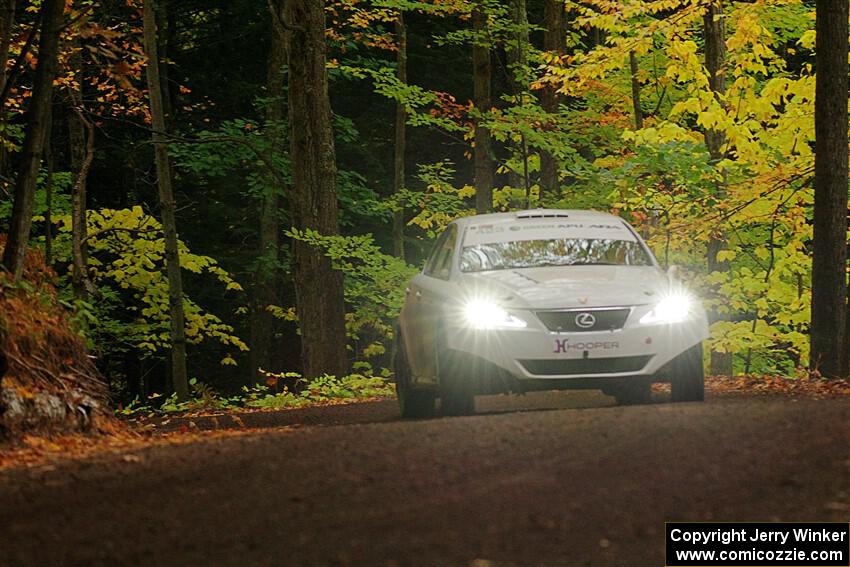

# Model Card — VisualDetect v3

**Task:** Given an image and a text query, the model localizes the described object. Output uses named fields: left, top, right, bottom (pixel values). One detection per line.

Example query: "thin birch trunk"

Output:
left=143, top=0, right=189, bottom=401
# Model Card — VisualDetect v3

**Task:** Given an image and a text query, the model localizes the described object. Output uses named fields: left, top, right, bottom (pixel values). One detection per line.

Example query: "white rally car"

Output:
left=394, top=209, right=709, bottom=418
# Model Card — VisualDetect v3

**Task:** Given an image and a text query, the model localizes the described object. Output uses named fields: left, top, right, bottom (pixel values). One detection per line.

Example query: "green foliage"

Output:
left=0, top=171, right=73, bottom=221
left=334, top=63, right=465, bottom=132
left=118, top=371, right=395, bottom=416
left=337, top=169, right=393, bottom=227
left=169, top=114, right=387, bottom=229
left=252, top=371, right=394, bottom=406
left=541, top=0, right=819, bottom=373
left=169, top=119, right=283, bottom=181
left=285, top=228, right=418, bottom=362
left=50, top=207, right=248, bottom=363
left=398, top=160, right=474, bottom=237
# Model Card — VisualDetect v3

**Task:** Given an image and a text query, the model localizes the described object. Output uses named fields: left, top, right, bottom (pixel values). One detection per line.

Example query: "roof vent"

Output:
left=515, top=210, right=571, bottom=219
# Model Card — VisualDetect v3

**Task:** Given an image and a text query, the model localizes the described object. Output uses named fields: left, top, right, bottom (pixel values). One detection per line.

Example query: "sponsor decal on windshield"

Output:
left=474, top=224, right=504, bottom=235
left=465, top=221, right=634, bottom=246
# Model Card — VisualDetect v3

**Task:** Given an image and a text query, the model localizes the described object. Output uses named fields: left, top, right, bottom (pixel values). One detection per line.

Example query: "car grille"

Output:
left=536, top=308, right=631, bottom=332
left=519, top=355, right=652, bottom=376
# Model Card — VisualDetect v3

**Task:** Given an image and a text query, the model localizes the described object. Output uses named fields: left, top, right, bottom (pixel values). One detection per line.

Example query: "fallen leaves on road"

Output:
left=0, top=423, right=292, bottom=472
left=705, top=374, right=850, bottom=398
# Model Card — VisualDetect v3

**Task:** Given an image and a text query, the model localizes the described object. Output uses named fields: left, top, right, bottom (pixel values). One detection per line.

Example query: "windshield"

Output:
left=460, top=238, right=652, bottom=273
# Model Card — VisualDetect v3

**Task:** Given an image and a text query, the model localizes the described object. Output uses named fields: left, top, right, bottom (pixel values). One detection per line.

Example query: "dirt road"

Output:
left=2, top=391, right=849, bottom=566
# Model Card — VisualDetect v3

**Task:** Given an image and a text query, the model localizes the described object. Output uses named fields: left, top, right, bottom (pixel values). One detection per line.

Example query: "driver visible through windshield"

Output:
left=460, top=237, right=652, bottom=273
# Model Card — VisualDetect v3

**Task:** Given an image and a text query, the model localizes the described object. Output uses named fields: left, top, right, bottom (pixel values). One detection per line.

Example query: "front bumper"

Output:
left=444, top=304, right=709, bottom=381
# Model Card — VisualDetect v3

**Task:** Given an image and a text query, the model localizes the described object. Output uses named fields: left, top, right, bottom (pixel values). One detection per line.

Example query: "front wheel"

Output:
left=394, top=334, right=436, bottom=419
left=439, top=349, right=475, bottom=416
left=670, top=342, right=705, bottom=402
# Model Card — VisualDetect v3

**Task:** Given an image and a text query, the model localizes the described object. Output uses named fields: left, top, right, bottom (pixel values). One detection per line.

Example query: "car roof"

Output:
left=452, top=209, right=626, bottom=229
left=455, top=209, right=641, bottom=248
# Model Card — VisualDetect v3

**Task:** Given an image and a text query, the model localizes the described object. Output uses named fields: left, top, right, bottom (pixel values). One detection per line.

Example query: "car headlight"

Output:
left=463, top=300, right=527, bottom=329
left=639, top=293, right=692, bottom=324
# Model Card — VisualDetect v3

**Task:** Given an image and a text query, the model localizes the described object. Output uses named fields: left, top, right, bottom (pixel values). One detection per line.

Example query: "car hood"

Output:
left=457, top=265, right=668, bottom=310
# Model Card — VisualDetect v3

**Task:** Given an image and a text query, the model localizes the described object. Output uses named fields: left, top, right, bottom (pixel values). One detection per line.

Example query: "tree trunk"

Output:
left=68, top=46, right=91, bottom=299
left=506, top=0, right=528, bottom=191
left=703, top=1, right=726, bottom=159
left=842, top=250, right=850, bottom=375
left=811, top=0, right=849, bottom=378
left=703, top=0, right=732, bottom=377
left=629, top=51, right=643, bottom=129
left=284, top=0, right=349, bottom=379
left=69, top=105, right=96, bottom=298
left=156, top=0, right=175, bottom=130
left=143, top=0, right=189, bottom=401
left=507, top=0, right=528, bottom=94
left=505, top=0, right=528, bottom=191
left=539, top=0, right=565, bottom=198
left=0, top=0, right=14, bottom=98
left=44, top=103, right=53, bottom=266
left=249, top=0, right=286, bottom=381
left=2, top=0, right=64, bottom=278
left=392, top=12, right=406, bottom=260
left=0, top=0, right=14, bottom=183
left=472, top=4, right=493, bottom=214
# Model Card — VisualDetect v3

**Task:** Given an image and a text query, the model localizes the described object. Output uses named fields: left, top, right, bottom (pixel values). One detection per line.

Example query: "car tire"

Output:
left=670, top=342, right=705, bottom=403
left=394, top=334, right=436, bottom=419
left=613, top=381, right=651, bottom=405
left=439, top=349, right=475, bottom=417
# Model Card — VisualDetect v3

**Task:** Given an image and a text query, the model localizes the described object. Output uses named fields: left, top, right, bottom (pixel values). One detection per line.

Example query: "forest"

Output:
left=0, top=0, right=848, bottom=422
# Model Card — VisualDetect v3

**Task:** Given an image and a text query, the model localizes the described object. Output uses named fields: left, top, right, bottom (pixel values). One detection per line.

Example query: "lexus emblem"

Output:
left=575, top=312, right=596, bottom=329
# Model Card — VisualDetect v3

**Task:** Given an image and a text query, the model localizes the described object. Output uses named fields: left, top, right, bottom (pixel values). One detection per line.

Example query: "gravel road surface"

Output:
left=2, top=391, right=849, bottom=566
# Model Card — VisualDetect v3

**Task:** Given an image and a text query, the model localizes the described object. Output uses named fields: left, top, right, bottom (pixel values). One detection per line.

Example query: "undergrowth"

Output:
left=118, top=369, right=395, bottom=417
left=0, top=236, right=110, bottom=438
